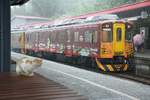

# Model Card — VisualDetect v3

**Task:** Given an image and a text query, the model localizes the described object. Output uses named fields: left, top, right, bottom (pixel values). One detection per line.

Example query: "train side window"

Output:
left=74, top=32, right=79, bottom=42
left=116, top=28, right=122, bottom=41
left=67, top=30, right=71, bottom=42
left=92, top=31, right=97, bottom=43
left=26, top=34, right=29, bottom=42
left=36, top=32, right=38, bottom=41
left=51, top=31, right=56, bottom=42
left=58, top=31, right=65, bottom=42
left=29, top=34, right=31, bottom=43
left=84, top=30, right=92, bottom=43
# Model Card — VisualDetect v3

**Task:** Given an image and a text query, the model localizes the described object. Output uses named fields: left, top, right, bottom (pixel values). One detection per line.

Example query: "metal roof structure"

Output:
left=11, top=15, right=50, bottom=20
left=71, top=0, right=150, bottom=19
left=10, top=0, right=29, bottom=6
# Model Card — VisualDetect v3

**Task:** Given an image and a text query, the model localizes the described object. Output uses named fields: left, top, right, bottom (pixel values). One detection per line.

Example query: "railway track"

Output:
left=57, top=57, right=150, bottom=85
left=56, top=60, right=150, bottom=85
left=94, top=57, right=150, bottom=85
left=114, top=72, right=150, bottom=85
left=82, top=67, right=150, bottom=85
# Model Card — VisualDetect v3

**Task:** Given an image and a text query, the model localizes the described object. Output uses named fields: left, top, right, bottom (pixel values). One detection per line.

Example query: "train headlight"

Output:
left=124, top=59, right=127, bottom=64
left=127, top=25, right=131, bottom=28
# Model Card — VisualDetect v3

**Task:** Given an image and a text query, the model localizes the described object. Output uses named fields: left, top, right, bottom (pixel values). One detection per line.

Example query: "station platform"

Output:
left=135, top=49, right=150, bottom=59
left=134, top=49, right=150, bottom=80
left=11, top=52, right=150, bottom=100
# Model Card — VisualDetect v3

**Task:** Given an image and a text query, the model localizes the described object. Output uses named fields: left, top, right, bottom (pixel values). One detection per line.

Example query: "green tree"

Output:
left=11, top=0, right=145, bottom=19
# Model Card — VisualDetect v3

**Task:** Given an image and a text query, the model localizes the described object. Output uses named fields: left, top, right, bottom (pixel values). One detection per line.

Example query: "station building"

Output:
left=11, top=15, right=50, bottom=29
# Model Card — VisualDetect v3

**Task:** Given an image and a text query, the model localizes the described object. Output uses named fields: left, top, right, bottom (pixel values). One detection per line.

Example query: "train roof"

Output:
left=24, top=19, right=128, bottom=33
left=11, top=28, right=25, bottom=33
left=15, top=14, right=119, bottom=30
left=12, top=14, right=129, bottom=33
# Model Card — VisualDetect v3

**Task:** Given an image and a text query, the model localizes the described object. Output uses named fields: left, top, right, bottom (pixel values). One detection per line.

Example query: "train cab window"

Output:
left=116, top=28, right=122, bottom=41
left=126, top=29, right=132, bottom=41
left=102, top=28, right=112, bottom=42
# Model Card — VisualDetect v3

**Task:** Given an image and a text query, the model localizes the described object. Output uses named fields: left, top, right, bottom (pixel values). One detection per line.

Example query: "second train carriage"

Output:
left=11, top=29, right=26, bottom=53
left=11, top=20, right=134, bottom=72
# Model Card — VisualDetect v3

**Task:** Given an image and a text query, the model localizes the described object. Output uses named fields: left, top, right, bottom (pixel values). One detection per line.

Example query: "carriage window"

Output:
left=36, top=33, right=38, bottom=41
left=117, top=28, right=122, bottom=41
left=26, top=34, right=29, bottom=42
left=102, top=28, right=112, bottom=42
left=51, top=31, right=56, bottom=42
left=67, top=30, right=71, bottom=42
left=84, top=30, right=92, bottom=43
left=93, top=31, right=97, bottom=43
left=58, top=31, right=65, bottom=42
left=74, top=32, right=79, bottom=42
left=28, top=33, right=31, bottom=41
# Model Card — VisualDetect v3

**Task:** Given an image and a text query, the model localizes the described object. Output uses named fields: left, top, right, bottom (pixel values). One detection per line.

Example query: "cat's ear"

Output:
left=39, top=59, right=43, bottom=62
left=39, top=59, right=43, bottom=63
left=33, top=58, right=43, bottom=62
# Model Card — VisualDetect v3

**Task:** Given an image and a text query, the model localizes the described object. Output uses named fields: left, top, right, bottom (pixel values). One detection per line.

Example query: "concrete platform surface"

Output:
left=11, top=52, right=150, bottom=100
left=135, top=49, right=150, bottom=59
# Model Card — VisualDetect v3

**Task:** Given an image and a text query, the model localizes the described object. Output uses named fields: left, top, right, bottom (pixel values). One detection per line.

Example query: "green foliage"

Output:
left=11, top=0, right=144, bottom=19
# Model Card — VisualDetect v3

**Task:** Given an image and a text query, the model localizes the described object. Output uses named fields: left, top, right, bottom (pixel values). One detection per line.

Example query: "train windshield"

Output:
left=116, top=28, right=122, bottom=41
left=102, top=28, right=112, bottom=42
left=125, top=28, right=133, bottom=41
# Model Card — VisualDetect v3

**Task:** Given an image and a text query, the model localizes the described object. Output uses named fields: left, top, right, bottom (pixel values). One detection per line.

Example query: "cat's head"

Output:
left=32, top=58, right=43, bottom=67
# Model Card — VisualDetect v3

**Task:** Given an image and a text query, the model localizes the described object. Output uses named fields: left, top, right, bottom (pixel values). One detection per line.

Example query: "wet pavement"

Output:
left=11, top=52, right=150, bottom=100
left=135, top=49, right=150, bottom=59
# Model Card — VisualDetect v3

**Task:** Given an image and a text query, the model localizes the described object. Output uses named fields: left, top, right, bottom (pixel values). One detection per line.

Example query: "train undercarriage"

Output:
left=13, top=48, right=135, bottom=72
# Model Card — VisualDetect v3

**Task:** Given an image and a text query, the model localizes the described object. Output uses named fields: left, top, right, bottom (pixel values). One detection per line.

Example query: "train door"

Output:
left=113, top=23, right=125, bottom=56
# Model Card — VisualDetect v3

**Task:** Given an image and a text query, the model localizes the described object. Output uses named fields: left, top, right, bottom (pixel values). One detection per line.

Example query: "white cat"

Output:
left=16, top=57, right=43, bottom=76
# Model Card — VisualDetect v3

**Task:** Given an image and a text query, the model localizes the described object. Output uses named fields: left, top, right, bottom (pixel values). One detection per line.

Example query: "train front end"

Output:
left=96, top=21, right=134, bottom=71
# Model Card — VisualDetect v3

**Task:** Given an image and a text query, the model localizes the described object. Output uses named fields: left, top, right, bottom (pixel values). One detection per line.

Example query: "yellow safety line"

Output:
left=123, top=64, right=128, bottom=71
left=95, top=58, right=106, bottom=71
left=106, top=65, right=114, bottom=71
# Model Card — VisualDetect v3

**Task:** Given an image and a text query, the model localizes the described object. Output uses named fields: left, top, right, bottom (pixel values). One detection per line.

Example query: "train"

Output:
left=11, top=17, right=134, bottom=72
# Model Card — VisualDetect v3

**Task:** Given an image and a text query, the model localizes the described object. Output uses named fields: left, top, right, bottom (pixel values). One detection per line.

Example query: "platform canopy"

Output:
left=72, top=0, right=150, bottom=19
left=10, top=0, right=29, bottom=6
